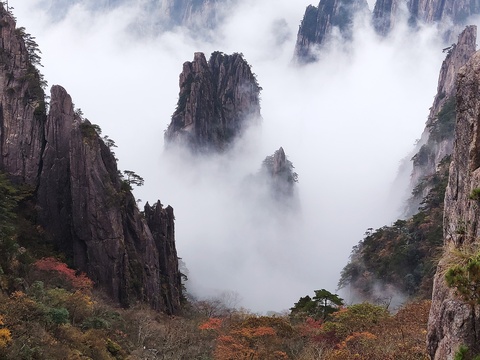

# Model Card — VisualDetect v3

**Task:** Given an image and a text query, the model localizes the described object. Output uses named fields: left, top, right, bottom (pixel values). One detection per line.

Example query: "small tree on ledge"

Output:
left=122, top=170, right=144, bottom=190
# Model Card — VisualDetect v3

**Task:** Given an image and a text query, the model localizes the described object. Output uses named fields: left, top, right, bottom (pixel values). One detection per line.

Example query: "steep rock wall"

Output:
left=144, top=201, right=181, bottom=315
left=372, top=0, right=402, bottom=35
left=165, top=51, right=261, bottom=152
left=0, top=5, right=45, bottom=185
left=36, top=87, right=182, bottom=314
left=406, top=25, right=476, bottom=215
left=427, top=49, right=480, bottom=360
left=0, top=5, right=182, bottom=314
left=294, top=0, right=369, bottom=62
left=373, top=0, right=480, bottom=34
left=408, top=0, right=480, bottom=25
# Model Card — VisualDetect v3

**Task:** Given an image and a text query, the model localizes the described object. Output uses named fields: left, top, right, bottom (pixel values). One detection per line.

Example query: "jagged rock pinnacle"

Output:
left=164, top=51, right=261, bottom=152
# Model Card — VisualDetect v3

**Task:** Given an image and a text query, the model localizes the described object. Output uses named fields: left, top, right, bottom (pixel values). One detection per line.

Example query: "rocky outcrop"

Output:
left=164, top=51, right=262, bottom=152
left=144, top=201, right=181, bottom=315
left=261, top=147, right=298, bottom=199
left=406, top=25, right=476, bottom=215
left=0, top=5, right=46, bottom=186
left=372, top=0, right=402, bottom=35
left=373, top=0, right=480, bottom=35
left=0, top=5, right=182, bottom=314
left=407, top=0, right=480, bottom=26
left=427, top=49, right=480, bottom=359
left=37, top=87, right=182, bottom=314
left=294, top=0, right=369, bottom=63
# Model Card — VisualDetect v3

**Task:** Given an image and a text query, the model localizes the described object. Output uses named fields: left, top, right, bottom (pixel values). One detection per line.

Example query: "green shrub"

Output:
left=445, top=245, right=480, bottom=305
left=469, top=188, right=480, bottom=201
left=48, top=307, right=69, bottom=325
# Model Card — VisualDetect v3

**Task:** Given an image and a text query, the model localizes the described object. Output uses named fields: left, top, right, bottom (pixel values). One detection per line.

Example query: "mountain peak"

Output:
left=164, top=51, right=262, bottom=152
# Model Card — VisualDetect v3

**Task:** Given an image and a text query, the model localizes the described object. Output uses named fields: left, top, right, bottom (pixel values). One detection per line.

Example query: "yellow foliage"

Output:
left=0, top=328, right=12, bottom=348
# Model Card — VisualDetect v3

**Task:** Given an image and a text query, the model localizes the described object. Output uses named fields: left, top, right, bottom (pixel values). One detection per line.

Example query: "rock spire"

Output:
left=294, top=0, right=369, bottom=63
left=0, top=4, right=182, bottom=314
left=165, top=51, right=262, bottom=152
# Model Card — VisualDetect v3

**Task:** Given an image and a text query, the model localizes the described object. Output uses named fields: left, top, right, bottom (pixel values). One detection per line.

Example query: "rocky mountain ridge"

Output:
left=295, top=0, right=480, bottom=62
left=0, top=4, right=182, bottom=314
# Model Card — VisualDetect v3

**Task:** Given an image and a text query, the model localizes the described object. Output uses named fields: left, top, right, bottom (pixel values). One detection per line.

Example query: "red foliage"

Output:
left=297, top=317, right=323, bottom=337
left=199, top=318, right=223, bottom=331
left=34, top=257, right=93, bottom=291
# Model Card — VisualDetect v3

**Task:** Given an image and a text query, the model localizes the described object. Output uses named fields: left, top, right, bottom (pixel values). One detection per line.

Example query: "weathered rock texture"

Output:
left=407, top=0, right=480, bottom=26
left=372, top=0, right=402, bottom=35
left=260, top=147, right=298, bottom=199
left=294, top=0, right=369, bottom=62
left=165, top=51, right=262, bottom=152
left=373, top=0, right=480, bottom=35
left=144, top=201, right=181, bottom=315
left=427, top=49, right=480, bottom=359
left=0, top=5, right=182, bottom=314
left=406, top=25, right=476, bottom=215
left=0, top=5, right=46, bottom=185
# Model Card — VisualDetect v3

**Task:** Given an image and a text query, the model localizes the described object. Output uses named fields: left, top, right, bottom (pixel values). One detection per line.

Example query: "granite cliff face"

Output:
left=294, top=0, right=369, bottom=62
left=0, top=5, right=181, bottom=314
left=261, top=147, right=298, bottom=199
left=373, top=0, right=480, bottom=35
left=427, top=49, right=480, bottom=359
left=296, top=0, right=480, bottom=60
left=406, top=25, right=476, bottom=214
left=0, top=5, right=46, bottom=186
left=372, top=0, right=402, bottom=35
left=407, top=0, right=480, bottom=26
left=165, top=51, right=262, bottom=152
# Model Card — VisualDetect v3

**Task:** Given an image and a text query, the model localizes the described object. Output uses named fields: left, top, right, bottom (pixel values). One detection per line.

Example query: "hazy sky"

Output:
left=10, top=0, right=451, bottom=312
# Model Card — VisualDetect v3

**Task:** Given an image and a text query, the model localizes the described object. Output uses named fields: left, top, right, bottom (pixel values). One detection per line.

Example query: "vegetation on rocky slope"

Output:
left=0, top=171, right=431, bottom=359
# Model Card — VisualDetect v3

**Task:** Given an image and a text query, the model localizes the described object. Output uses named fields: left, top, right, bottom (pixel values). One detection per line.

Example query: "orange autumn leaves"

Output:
left=199, top=316, right=291, bottom=360
left=0, top=315, right=12, bottom=349
left=198, top=300, right=431, bottom=360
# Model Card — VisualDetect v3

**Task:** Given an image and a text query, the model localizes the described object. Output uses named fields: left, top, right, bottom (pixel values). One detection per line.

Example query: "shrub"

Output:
left=48, top=307, right=69, bottom=325
left=469, top=188, right=480, bottom=201
left=444, top=244, right=480, bottom=305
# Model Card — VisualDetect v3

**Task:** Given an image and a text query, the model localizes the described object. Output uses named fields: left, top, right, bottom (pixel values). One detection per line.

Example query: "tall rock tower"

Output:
left=164, top=51, right=262, bottom=152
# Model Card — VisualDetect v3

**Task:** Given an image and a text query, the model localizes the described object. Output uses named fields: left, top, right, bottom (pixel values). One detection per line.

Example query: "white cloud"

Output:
left=11, top=0, right=448, bottom=312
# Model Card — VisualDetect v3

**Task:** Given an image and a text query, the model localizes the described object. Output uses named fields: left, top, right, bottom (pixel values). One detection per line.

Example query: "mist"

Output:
left=11, top=0, right=447, bottom=312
